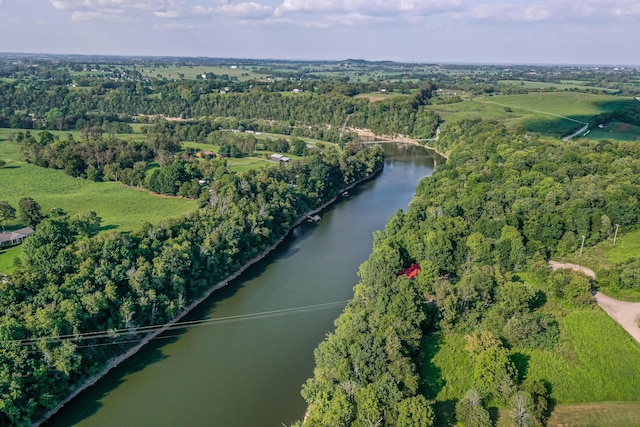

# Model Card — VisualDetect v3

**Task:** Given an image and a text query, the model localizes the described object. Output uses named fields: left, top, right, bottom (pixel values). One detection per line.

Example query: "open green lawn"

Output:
left=428, top=92, right=636, bottom=138
left=0, top=245, right=23, bottom=274
left=583, top=121, right=640, bottom=142
left=0, top=161, right=197, bottom=231
left=421, top=306, right=640, bottom=424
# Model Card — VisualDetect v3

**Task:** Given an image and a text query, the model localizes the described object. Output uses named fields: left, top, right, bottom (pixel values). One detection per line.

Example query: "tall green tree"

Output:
left=0, top=201, right=16, bottom=231
left=18, top=197, right=43, bottom=228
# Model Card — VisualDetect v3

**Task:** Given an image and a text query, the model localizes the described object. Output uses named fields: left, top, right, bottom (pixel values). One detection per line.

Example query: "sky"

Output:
left=0, top=0, right=639, bottom=65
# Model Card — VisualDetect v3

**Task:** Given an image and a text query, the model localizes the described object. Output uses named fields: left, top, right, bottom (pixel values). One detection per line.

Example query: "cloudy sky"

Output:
left=0, top=0, right=638, bottom=64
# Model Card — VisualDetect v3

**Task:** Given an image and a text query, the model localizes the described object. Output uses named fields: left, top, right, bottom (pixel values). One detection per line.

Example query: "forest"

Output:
left=299, top=120, right=640, bottom=426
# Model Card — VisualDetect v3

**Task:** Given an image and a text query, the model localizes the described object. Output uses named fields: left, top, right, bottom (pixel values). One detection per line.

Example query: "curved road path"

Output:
left=549, top=261, right=640, bottom=344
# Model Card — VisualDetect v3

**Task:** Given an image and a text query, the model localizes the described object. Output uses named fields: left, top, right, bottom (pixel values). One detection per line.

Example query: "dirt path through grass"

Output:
left=550, top=260, right=640, bottom=345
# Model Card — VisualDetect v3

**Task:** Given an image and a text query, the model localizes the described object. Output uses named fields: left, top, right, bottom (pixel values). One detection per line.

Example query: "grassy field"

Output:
left=583, top=121, right=640, bottom=142
left=497, top=80, right=613, bottom=92
left=0, top=135, right=197, bottom=272
left=138, top=65, right=263, bottom=81
left=421, top=305, right=640, bottom=424
left=0, top=245, right=22, bottom=274
left=429, top=92, right=637, bottom=138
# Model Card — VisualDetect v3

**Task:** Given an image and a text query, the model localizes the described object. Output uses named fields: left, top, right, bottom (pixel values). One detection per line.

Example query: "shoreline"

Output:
left=352, top=127, right=449, bottom=159
left=34, top=165, right=383, bottom=427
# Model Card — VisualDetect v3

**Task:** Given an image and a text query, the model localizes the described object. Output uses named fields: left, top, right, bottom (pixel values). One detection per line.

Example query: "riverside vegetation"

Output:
left=299, top=120, right=640, bottom=426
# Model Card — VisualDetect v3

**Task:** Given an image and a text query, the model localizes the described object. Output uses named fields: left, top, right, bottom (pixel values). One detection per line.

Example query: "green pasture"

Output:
left=0, top=135, right=196, bottom=231
left=429, top=92, right=636, bottom=137
left=138, top=65, right=262, bottom=81
left=583, top=121, right=640, bottom=142
left=497, top=79, right=613, bottom=92
left=485, top=92, right=631, bottom=122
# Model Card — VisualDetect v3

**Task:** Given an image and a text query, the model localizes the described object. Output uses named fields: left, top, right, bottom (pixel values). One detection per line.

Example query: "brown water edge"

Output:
left=34, top=166, right=383, bottom=427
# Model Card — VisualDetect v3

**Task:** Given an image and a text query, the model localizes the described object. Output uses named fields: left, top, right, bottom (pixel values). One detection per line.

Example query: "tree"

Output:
left=396, top=395, right=435, bottom=427
left=511, top=391, right=534, bottom=427
left=18, top=197, right=44, bottom=227
left=0, top=160, right=6, bottom=168
left=0, top=201, right=16, bottom=231
left=455, top=388, right=492, bottom=427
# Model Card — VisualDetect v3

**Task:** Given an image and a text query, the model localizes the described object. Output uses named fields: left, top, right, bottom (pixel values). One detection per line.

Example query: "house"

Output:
left=270, top=153, right=290, bottom=163
left=0, top=227, right=35, bottom=247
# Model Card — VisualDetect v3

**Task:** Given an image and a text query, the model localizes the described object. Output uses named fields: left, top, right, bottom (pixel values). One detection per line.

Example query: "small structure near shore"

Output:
left=307, top=214, right=321, bottom=223
left=400, top=263, right=420, bottom=279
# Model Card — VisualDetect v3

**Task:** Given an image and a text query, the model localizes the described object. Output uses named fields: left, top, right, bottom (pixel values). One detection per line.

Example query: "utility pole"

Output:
left=613, top=224, right=620, bottom=245
left=579, top=235, right=586, bottom=257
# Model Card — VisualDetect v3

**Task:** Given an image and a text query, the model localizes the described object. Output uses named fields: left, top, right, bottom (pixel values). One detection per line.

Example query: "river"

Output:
left=45, top=143, right=440, bottom=427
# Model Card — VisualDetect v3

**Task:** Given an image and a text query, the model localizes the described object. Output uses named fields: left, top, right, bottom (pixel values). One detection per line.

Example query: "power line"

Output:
left=15, top=300, right=349, bottom=348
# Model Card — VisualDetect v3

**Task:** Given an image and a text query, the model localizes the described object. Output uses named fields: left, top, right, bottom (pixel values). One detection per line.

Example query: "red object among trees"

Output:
left=400, top=263, right=420, bottom=279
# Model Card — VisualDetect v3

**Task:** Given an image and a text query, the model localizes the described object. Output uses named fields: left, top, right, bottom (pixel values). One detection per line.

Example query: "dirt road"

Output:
left=549, top=261, right=640, bottom=345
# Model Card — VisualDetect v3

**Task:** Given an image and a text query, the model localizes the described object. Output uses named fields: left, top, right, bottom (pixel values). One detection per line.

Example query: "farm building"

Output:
left=270, top=153, right=290, bottom=163
left=0, top=227, right=35, bottom=247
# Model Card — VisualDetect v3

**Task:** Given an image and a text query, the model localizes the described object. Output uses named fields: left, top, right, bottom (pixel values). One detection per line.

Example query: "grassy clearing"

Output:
left=419, top=333, right=474, bottom=402
left=421, top=307, right=640, bottom=422
left=0, top=161, right=197, bottom=231
left=546, top=402, right=640, bottom=427
left=524, top=308, right=640, bottom=403
left=583, top=121, right=640, bottom=142
left=429, top=92, right=636, bottom=138
left=0, top=245, right=22, bottom=274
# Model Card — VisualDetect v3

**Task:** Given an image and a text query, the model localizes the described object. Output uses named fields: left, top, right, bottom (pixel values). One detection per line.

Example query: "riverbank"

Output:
left=34, top=165, right=383, bottom=427
left=353, top=127, right=449, bottom=159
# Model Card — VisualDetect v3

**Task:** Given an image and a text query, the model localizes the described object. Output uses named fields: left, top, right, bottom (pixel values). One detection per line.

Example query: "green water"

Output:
left=46, top=144, right=439, bottom=427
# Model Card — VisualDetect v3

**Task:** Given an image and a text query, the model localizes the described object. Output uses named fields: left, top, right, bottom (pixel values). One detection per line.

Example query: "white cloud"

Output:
left=274, top=0, right=465, bottom=17
left=464, top=0, right=640, bottom=23
left=154, top=22, right=198, bottom=29
left=216, top=2, right=273, bottom=19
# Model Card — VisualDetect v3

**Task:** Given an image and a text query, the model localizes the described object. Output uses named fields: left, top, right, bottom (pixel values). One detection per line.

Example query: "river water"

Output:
left=46, top=144, right=439, bottom=427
